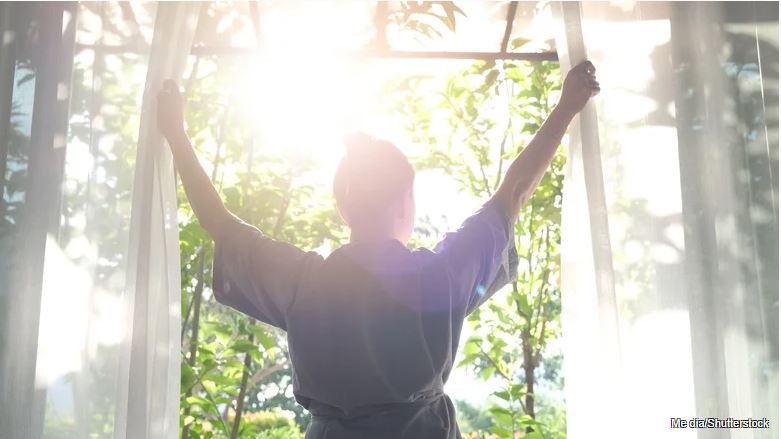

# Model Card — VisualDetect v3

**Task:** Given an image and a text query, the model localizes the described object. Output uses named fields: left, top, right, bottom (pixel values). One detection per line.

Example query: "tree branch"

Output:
left=494, top=118, right=511, bottom=192
left=181, top=250, right=205, bottom=439
left=251, top=360, right=288, bottom=385
left=478, top=344, right=512, bottom=381
left=230, top=330, right=255, bottom=439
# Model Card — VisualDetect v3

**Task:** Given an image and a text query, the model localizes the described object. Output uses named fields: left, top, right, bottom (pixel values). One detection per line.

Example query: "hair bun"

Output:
left=343, top=131, right=374, bottom=156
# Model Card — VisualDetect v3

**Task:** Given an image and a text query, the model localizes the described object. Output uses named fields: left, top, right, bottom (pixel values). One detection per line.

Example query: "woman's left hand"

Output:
left=557, top=60, right=600, bottom=117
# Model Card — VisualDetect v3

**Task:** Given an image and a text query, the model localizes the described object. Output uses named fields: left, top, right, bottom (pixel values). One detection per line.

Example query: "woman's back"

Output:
left=212, top=202, right=516, bottom=438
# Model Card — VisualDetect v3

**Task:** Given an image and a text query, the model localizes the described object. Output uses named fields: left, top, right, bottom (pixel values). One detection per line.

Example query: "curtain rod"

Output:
left=74, top=43, right=558, bottom=61
left=189, top=46, right=558, bottom=61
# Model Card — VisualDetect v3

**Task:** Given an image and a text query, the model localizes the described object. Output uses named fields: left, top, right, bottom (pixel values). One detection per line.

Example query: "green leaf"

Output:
left=202, top=380, right=217, bottom=395
left=462, top=339, right=479, bottom=357
left=181, top=361, right=197, bottom=391
left=222, top=186, right=242, bottom=209
left=482, top=69, right=499, bottom=91
left=248, top=325, right=277, bottom=350
left=510, top=37, right=531, bottom=50
left=185, top=395, right=211, bottom=408
left=202, top=371, right=235, bottom=386
left=227, top=339, right=258, bottom=354
left=440, top=1, right=466, bottom=32
left=490, top=425, right=512, bottom=438
left=488, top=406, right=513, bottom=426
left=201, top=321, right=233, bottom=338
left=517, top=293, right=532, bottom=318
left=493, top=390, right=511, bottom=401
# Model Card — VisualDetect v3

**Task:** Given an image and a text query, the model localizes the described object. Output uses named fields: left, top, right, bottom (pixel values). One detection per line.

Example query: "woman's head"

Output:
left=333, top=132, right=415, bottom=244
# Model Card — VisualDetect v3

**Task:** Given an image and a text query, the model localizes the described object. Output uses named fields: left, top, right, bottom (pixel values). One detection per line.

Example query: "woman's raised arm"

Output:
left=157, top=80, right=237, bottom=241
left=490, top=60, right=599, bottom=222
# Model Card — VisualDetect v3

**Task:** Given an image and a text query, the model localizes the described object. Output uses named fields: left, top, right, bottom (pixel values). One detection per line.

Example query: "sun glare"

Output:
left=233, top=3, right=385, bottom=174
left=232, top=4, right=491, bottom=240
left=239, top=53, right=371, bottom=164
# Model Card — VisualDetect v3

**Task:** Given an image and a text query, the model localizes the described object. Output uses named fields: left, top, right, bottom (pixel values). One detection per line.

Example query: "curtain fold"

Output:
left=0, top=4, right=78, bottom=437
left=117, top=3, right=199, bottom=438
left=1, top=2, right=197, bottom=438
left=551, top=2, right=625, bottom=436
left=554, top=2, right=778, bottom=438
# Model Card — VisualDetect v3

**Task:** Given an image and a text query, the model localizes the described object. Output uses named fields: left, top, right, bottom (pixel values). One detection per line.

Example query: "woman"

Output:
left=158, top=60, right=599, bottom=438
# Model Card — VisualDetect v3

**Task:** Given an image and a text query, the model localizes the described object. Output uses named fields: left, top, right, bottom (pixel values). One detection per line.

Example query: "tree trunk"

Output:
left=182, top=250, right=205, bottom=439
left=230, top=329, right=255, bottom=439
left=522, top=328, right=536, bottom=433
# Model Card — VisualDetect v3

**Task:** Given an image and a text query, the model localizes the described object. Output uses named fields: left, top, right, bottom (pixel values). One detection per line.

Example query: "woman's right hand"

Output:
left=157, top=79, right=186, bottom=141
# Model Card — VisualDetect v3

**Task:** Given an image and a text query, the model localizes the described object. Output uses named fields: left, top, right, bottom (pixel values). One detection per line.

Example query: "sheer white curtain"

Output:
left=0, top=3, right=198, bottom=438
left=116, top=3, right=199, bottom=438
left=553, top=2, right=778, bottom=438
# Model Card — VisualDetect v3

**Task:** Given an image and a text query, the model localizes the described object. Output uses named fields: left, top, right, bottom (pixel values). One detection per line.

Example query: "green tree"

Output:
left=392, top=50, right=566, bottom=439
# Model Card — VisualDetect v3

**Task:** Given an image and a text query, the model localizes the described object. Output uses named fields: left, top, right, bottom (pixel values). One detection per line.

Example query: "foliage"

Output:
left=174, top=4, right=568, bottom=439
left=177, top=53, right=347, bottom=439
left=228, top=409, right=303, bottom=438
left=455, top=399, right=495, bottom=434
left=388, top=1, right=466, bottom=42
left=391, top=44, right=567, bottom=438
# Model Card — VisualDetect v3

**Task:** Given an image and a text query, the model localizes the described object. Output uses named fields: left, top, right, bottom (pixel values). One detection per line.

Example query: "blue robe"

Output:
left=213, top=200, right=518, bottom=438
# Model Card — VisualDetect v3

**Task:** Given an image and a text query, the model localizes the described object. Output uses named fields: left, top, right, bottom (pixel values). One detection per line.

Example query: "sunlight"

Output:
left=259, top=2, right=373, bottom=53
left=238, top=52, right=373, bottom=163
left=235, top=3, right=380, bottom=168
left=236, top=52, right=484, bottom=234
left=36, top=235, right=91, bottom=388
left=35, top=234, right=126, bottom=389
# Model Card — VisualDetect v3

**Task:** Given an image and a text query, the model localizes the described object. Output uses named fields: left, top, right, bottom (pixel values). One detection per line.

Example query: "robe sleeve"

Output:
left=212, top=218, right=322, bottom=330
left=429, top=200, right=519, bottom=315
